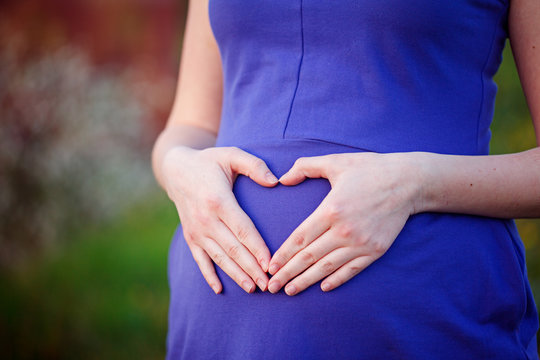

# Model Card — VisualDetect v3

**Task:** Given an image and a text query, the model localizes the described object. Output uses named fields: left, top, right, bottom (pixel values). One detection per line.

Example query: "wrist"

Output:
left=162, top=145, right=198, bottom=173
left=160, top=146, right=199, bottom=190
left=151, top=124, right=217, bottom=189
left=401, top=152, right=439, bottom=215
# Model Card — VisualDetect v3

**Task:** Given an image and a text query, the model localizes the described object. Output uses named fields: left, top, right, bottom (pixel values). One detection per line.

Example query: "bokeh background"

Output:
left=0, top=1, right=538, bottom=358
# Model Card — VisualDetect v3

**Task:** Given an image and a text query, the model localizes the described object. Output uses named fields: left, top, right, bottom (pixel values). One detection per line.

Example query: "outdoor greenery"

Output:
left=1, top=194, right=176, bottom=359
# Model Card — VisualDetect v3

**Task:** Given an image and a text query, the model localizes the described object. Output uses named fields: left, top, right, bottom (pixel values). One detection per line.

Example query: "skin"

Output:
left=153, top=0, right=540, bottom=295
left=153, top=0, right=277, bottom=294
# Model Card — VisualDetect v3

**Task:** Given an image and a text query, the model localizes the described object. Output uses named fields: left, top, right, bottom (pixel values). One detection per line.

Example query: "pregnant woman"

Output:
left=152, top=0, right=539, bottom=358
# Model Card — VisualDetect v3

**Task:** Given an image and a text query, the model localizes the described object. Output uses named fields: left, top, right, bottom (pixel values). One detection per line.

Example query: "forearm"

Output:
left=413, top=147, right=540, bottom=218
left=151, top=123, right=217, bottom=190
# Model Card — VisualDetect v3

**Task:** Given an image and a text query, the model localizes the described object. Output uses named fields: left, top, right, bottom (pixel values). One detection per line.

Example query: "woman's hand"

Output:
left=267, top=152, right=422, bottom=295
left=162, top=146, right=279, bottom=294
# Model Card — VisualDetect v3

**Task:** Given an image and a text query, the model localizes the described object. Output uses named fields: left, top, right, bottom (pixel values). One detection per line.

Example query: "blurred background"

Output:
left=0, top=0, right=538, bottom=359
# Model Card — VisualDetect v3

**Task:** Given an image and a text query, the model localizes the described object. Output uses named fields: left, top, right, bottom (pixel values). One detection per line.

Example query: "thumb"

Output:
left=226, top=147, right=278, bottom=187
left=279, top=156, right=330, bottom=186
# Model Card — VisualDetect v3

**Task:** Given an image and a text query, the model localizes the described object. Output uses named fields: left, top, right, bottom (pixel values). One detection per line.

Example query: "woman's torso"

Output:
left=212, top=0, right=508, bottom=155
left=166, top=1, right=539, bottom=359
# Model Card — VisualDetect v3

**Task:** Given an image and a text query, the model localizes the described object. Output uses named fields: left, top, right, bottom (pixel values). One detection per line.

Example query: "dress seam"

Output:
left=282, top=0, right=304, bottom=138
left=475, top=6, right=508, bottom=154
left=218, top=137, right=375, bottom=152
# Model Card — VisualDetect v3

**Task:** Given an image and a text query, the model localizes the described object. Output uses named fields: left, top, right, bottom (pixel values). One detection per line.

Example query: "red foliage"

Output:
left=0, top=0, right=187, bottom=132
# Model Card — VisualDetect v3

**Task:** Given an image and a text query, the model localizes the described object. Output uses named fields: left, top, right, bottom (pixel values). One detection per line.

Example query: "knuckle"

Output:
left=205, top=194, right=224, bottom=212
left=372, top=241, right=387, bottom=256
left=321, top=260, right=336, bottom=274
left=352, top=234, right=369, bottom=247
left=240, top=277, right=253, bottom=289
left=194, top=211, right=211, bottom=226
left=281, top=249, right=296, bottom=263
left=336, top=223, right=354, bottom=238
left=292, top=233, right=305, bottom=247
left=183, top=229, right=195, bottom=243
left=349, top=265, right=363, bottom=275
left=212, top=252, right=226, bottom=267
left=253, top=250, right=267, bottom=265
left=253, top=247, right=265, bottom=260
left=325, top=202, right=344, bottom=221
left=236, top=226, right=251, bottom=243
left=184, top=228, right=204, bottom=246
left=300, top=251, right=316, bottom=266
left=227, top=244, right=242, bottom=259
left=280, top=269, right=293, bottom=281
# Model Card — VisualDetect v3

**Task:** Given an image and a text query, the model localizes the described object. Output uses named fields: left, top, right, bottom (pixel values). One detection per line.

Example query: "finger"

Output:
left=213, top=220, right=269, bottom=291
left=282, top=247, right=357, bottom=296
left=268, top=230, right=339, bottom=294
left=279, top=155, right=333, bottom=186
left=189, top=244, right=223, bottom=294
left=268, top=199, right=332, bottom=275
left=203, top=238, right=256, bottom=294
left=320, top=256, right=374, bottom=292
left=226, top=147, right=278, bottom=186
left=219, top=195, right=272, bottom=272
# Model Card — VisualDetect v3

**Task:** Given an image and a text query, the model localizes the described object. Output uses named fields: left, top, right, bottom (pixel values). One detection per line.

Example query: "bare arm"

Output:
left=415, top=0, right=540, bottom=218
left=152, top=0, right=222, bottom=189
left=152, top=0, right=278, bottom=294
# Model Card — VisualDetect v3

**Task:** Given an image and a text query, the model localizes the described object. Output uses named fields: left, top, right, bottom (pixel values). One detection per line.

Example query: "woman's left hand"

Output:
left=267, top=152, right=422, bottom=295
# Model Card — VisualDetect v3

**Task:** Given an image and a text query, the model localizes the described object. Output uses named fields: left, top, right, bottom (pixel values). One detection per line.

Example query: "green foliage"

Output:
left=0, top=194, right=178, bottom=360
left=491, top=43, right=537, bottom=154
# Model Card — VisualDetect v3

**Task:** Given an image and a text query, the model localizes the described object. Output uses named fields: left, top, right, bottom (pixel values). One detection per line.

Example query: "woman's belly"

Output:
left=167, top=139, right=533, bottom=359
left=230, top=139, right=347, bottom=253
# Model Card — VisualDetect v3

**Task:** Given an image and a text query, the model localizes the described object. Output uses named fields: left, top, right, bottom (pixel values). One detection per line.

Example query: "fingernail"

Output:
left=266, top=172, right=278, bottom=183
left=268, top=281, right=280, bottom=293
left=260, top=259, right=268, bottom=272
left=285, top=284, right=297, bottom=296
left=321, top=282, right=331, bottom=292
left=269, top=263, right=279, bottom=275
left=256, top=278, right=267, bottom=291
left=242, top=280, right=254, bottom=293
left=211, top=284, right=220, bottom=294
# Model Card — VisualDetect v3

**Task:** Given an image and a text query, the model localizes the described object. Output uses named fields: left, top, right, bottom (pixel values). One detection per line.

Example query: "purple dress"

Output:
left=166, top=1, right=539, bottom=358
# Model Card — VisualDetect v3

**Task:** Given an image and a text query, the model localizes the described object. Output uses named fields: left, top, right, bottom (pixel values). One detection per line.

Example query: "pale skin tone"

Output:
left=152, top=0, right=540, bottom=296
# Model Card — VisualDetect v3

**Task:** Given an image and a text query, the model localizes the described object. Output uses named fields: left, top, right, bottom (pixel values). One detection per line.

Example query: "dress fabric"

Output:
left=166, top=1, right=539, bottom=359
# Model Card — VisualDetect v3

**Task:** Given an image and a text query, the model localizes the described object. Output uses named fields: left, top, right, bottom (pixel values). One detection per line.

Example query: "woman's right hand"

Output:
left=162, top=146, right=278, bottom=294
